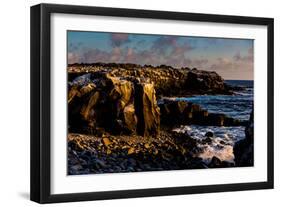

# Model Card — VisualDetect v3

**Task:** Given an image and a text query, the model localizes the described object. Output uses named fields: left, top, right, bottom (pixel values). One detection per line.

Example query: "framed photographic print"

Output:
left=30, top=3, right=274, bottom=203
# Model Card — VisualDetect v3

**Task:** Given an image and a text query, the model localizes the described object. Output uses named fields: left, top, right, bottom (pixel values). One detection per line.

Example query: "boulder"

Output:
left=207, top=113, right=225, bottom=126
left=233, top=110, right=254, bottom=166
left=208, top=156, right=222, bottom=168
left=171, top=131, right=199, bottom=155
left=208, top=156, right=234, bottom=168
left=205, top=131, right=214, bottom=138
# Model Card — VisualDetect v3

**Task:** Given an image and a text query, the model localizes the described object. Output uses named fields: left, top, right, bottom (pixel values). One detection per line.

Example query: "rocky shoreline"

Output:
left=67, top=63, right=253, bottom=175
left=68, top=129, right=237, bottom=175
left=68, top=63, right=238, bottom=97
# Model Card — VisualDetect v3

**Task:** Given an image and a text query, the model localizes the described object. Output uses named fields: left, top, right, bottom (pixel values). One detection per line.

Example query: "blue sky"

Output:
left=68, top=31, right=253, bottom=80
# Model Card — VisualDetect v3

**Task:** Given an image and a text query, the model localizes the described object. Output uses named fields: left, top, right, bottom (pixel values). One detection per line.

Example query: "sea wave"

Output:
left=173, top=125, right=246, bottom=163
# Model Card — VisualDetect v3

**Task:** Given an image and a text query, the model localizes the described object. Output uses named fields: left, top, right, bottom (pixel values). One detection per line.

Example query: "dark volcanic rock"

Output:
left=233, top=110, right=254, bottom=167
left=68, top=64, right=232, bottom=97
left=134, top=81, right=160, bottom=137
left=185, top=69, right=227, bottom=94
left=67, top=64, right=241, bottom=138
left=208, top=156, right=222, bottom=168
left=67, top=131, right=207, bottom=175
left=205, top=131, right=214, bottom=138
left=68, top=73, right=160, bottom=137
left=208, top=156, right=234, bottom=168
left=159, top=99, right=245, bottom=127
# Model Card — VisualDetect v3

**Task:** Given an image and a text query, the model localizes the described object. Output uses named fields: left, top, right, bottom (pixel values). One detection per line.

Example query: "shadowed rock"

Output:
left=159, top=99, right=245, bottom=127
left=233, top=110, right=254, bottom=166
left=68, top=73, right=160, bottom=137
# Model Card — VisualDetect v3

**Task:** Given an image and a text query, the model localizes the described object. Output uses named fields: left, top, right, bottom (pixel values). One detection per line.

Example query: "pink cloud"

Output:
left=208, top=53, right=253, bottom=80
left=111, top=33, right=130, bottom=46
left=68, top=52, right=81, bottom=64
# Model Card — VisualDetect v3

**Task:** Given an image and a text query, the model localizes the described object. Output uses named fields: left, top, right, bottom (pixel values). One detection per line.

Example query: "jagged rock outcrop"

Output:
left=68, top=63, right=232, bottom=97
left=67, top=64, right=241, bottom=137
left=185, top=69, right=226, bottom=93
left=233, top=110, right=254, bottom=166
left=134, top=82, right=160, bottom=137
left=68, top=73, right=160, bottom=137
left=159, top=99, right=245, bottom=127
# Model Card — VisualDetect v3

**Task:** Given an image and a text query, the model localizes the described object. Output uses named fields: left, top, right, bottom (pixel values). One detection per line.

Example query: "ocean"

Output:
left=175, top=80, right=253, bottom=121
left=172, top=80, right=254, bottom=163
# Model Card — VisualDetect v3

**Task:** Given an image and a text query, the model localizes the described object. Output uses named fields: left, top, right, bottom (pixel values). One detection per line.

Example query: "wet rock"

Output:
left=201, top=137, right=212, bottom=144
left=205, top=131, right=213, bottom=137
left=160, top=99, right=242, bottom=127
left=220, top=140, right=226, bottom=145
left=208, top=156, right=222, bottom=168
left=171, top=131, right=199, bottom=155
left=207, top=113, right=225, bottom=126
left=233, top=110, right=254, bottom=167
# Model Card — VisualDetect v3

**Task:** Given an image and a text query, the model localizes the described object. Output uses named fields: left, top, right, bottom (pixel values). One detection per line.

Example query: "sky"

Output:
left=68, top=31, right=254, bottom=80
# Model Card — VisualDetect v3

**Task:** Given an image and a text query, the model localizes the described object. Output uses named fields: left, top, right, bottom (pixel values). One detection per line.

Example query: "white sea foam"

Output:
left=173, top=125, right=246, bottom=163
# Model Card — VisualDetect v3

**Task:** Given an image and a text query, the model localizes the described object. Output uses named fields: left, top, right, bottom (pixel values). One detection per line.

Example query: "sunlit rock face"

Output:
left=68, top=73, right=160, bottom=137
left=134, top=82, right=160, bottom=137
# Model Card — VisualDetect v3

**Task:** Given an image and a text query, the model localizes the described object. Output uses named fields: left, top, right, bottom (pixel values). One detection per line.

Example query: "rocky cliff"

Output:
left=67, top=64, right=240, bottom=137
left=68, top=72, right=160, bottom=137
left=68, top=64, right=245, bottom=138
left=68, top=63, right=232, bottom=97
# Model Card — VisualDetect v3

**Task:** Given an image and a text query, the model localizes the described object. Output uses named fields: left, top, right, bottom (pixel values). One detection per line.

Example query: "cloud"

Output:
left=233, top=46, right=253, bottom=63
left=68, top=42, right=83, bottom=52
left=68, top=52, right=81, bottom=64
left=68, top=44, right=203, bottom=68
left=110, top=33, right=130, bottom=47
left=67, top=35, right=253, bottom=79
left=207, top=51, right=253, bottom=79
left=68, top=34, right=197, bottom=67
left=151, top=36, right=178, bottom=56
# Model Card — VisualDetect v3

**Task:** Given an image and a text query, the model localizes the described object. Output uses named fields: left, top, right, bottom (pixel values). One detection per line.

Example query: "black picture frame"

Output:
left=30, top=3, right=274, bottom=204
